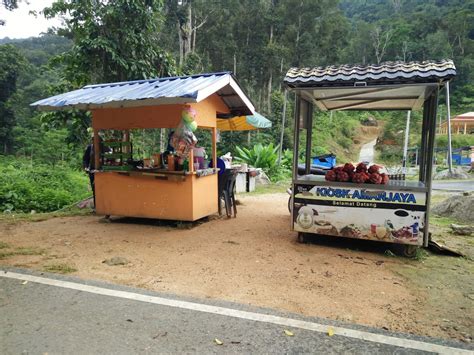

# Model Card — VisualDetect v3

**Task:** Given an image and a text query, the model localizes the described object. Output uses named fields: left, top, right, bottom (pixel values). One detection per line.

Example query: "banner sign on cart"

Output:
left=293, top=184, right=426, bottom=245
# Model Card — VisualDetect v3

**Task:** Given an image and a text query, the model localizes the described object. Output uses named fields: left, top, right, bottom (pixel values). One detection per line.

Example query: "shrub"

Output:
left=234, top=143, right=279, bottom=171
left=0, top=157, right=90, bottom=213
left=436, top=135, right=474, bottom=149
left=235, top=143, right=291, bottom=182
left=280, top=149, right=293, bottom=170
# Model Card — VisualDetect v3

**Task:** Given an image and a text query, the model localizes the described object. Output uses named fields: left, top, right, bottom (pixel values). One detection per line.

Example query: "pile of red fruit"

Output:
left=325, top=162, right=389, bottom=184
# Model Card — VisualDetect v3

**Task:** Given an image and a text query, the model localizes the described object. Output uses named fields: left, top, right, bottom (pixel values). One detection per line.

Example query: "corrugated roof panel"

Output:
left=284, top=60, right=456, bottom=87
left=31, top=72, right=255, bottom=115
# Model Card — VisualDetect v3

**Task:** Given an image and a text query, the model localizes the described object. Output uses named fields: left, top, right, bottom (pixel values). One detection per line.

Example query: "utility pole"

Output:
left=402, top=110, right=411, bottom=172
left=278, top=89, right=288, bottom=164
left=446, top=81, right=453, bottom=173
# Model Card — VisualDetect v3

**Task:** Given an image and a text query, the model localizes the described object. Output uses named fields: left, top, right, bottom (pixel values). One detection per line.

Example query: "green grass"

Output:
left=430, top=215, right=458, bottom=227
left=0, top=207, right=93, bottom=224
left=0, top=251, right=14, bottom=260
left=243, top=180, right=290, bottom=196
left=43, top=263, right=77, bottom=274
left=430, top=193, right=452, bottom=206
left=15, top=247, right=45, bottom=255
left=0, top=245, right=44, bottom=260
left=0, top=241, right=10, bottom=249
left=414, top=248, right=429, bottom=261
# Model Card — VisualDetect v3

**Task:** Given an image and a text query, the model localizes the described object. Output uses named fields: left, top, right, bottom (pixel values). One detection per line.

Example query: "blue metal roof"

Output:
left=31, top=72, right=255, bottom=115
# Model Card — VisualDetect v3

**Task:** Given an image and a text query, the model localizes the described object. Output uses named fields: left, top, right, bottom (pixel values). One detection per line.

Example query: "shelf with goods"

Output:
left=101, top=141, right=133, bottom=171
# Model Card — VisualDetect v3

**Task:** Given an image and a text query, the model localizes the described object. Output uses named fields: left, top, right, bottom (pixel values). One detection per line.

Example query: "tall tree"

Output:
left=43, top=0, right=177, bottom=86
left=40, top=0, right=178, bottom=145
left=0, top=44, right=25, bottom=153
left=164, top=0, right=210, bottom=68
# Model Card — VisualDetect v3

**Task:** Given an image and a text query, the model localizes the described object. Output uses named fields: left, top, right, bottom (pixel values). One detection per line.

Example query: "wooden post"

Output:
left=123, top=130, right=130, bottom=153
left=212, top=127, right=217, bottom=169
left=93, top=129, right=100, bottom=170
left=160, top=128, right=165, bottom=152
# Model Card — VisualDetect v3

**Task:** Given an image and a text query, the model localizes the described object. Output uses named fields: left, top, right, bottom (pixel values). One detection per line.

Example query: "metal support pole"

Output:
left=305, top=102, right=313, bottom=175
left=446, top=81, right=453, bottom=173
left=438, top=106, right=443, bottom=133
left=423, top=88, right=439, bottom=247
left=290, top=94, right=301, bottom=230
left=292, top=95, right=301, bottom=179
left=402, top=110, right=411, bottom=172
left=419, top=101, right=429, bottom=182
left=278, top=89, right=288, bottom=164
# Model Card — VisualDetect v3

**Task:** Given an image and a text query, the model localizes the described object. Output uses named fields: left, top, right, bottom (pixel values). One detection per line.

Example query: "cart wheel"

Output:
left=288, top=196, right=292, bottom=213
left=297, top=232, right=306, bottom=244
left=402, top=245, right=418, bottom=258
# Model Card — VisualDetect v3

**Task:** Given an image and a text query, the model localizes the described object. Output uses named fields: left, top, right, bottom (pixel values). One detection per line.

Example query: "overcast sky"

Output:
left=1, top=0, right=63, bottom=39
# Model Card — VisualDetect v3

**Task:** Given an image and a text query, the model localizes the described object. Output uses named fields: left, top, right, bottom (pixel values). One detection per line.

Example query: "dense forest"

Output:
left=1, top=0, right=473, bottom=212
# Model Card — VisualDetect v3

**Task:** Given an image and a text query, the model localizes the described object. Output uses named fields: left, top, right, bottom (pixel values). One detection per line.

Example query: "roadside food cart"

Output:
left=32, top=72, right=255, bottom=221
left=284, top=60, right=456, bottom=255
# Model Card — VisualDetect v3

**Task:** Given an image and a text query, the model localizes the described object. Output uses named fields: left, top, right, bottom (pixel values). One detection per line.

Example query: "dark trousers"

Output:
left=88, top=172, right=95, bottom=208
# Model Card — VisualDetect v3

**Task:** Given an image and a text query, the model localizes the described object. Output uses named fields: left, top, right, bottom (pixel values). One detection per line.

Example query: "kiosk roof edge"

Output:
left=284, top=60, right=456, bottom=88
left=283, top=60, right=456, bottom=111
left=31, top=72, right=254, bottom=116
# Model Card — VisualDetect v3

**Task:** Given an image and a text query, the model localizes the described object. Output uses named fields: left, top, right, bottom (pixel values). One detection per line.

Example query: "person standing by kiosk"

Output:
left=83, top=129, right=97, bottom=210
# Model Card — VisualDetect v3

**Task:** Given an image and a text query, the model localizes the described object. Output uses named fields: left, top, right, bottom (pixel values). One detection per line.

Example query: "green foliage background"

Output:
left=1, top=0, right=473, bottom=212
left=0, top=157, right=89, bottom=213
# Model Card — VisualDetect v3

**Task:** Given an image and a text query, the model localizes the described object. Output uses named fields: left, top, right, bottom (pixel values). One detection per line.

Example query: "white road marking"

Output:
left=1, top=270, right=471, bottom=354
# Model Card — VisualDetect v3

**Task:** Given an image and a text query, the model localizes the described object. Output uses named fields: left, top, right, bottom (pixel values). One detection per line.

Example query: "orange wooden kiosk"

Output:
left=32, top=72, right=255, bottom=221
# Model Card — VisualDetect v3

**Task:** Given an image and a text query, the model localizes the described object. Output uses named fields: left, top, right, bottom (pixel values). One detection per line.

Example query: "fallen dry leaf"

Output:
left=284, top=329, right=294, bottom=336
left=21, top=281, right=28, bottom=285
left=328, top=327, right=335, bottom=337
left=214, top=338, right=223, bottom=345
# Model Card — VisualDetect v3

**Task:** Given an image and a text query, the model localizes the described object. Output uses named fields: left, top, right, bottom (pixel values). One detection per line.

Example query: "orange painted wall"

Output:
left=92, top=93, right=230, bottom=130
left=191, top=174, right=218, bottom=220
left=95, top=172, right=217, bottom=221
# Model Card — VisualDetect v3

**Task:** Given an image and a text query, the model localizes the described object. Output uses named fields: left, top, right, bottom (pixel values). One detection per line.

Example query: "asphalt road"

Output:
left=358, top=138, right=377, bottom=163
left=1, top=269, right=472, bottom=354
left=432, top=180, right=474, bottom=192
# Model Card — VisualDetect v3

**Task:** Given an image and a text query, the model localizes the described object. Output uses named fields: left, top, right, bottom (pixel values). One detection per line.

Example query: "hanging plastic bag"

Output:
left=170, top=105, right=198, bottom=158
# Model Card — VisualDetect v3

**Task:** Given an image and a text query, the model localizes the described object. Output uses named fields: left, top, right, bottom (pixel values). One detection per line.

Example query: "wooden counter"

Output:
left=95, top=170, right=218, bottom=221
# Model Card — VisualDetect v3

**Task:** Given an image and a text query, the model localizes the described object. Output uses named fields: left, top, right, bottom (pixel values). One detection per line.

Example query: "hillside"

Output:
left=1, top=0, right=473, bottom=186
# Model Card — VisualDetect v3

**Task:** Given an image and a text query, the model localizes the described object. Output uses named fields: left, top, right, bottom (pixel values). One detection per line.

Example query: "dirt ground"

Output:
left=0, top=193, right=472, bottom=343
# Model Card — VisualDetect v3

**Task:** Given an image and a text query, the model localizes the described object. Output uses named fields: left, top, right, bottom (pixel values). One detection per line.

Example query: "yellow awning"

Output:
left=216, top=113, right=271, bottom=131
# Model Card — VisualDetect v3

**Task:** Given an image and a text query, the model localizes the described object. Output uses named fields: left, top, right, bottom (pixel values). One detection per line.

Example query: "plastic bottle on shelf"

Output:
left=167, top=154, right=175, bottom=171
